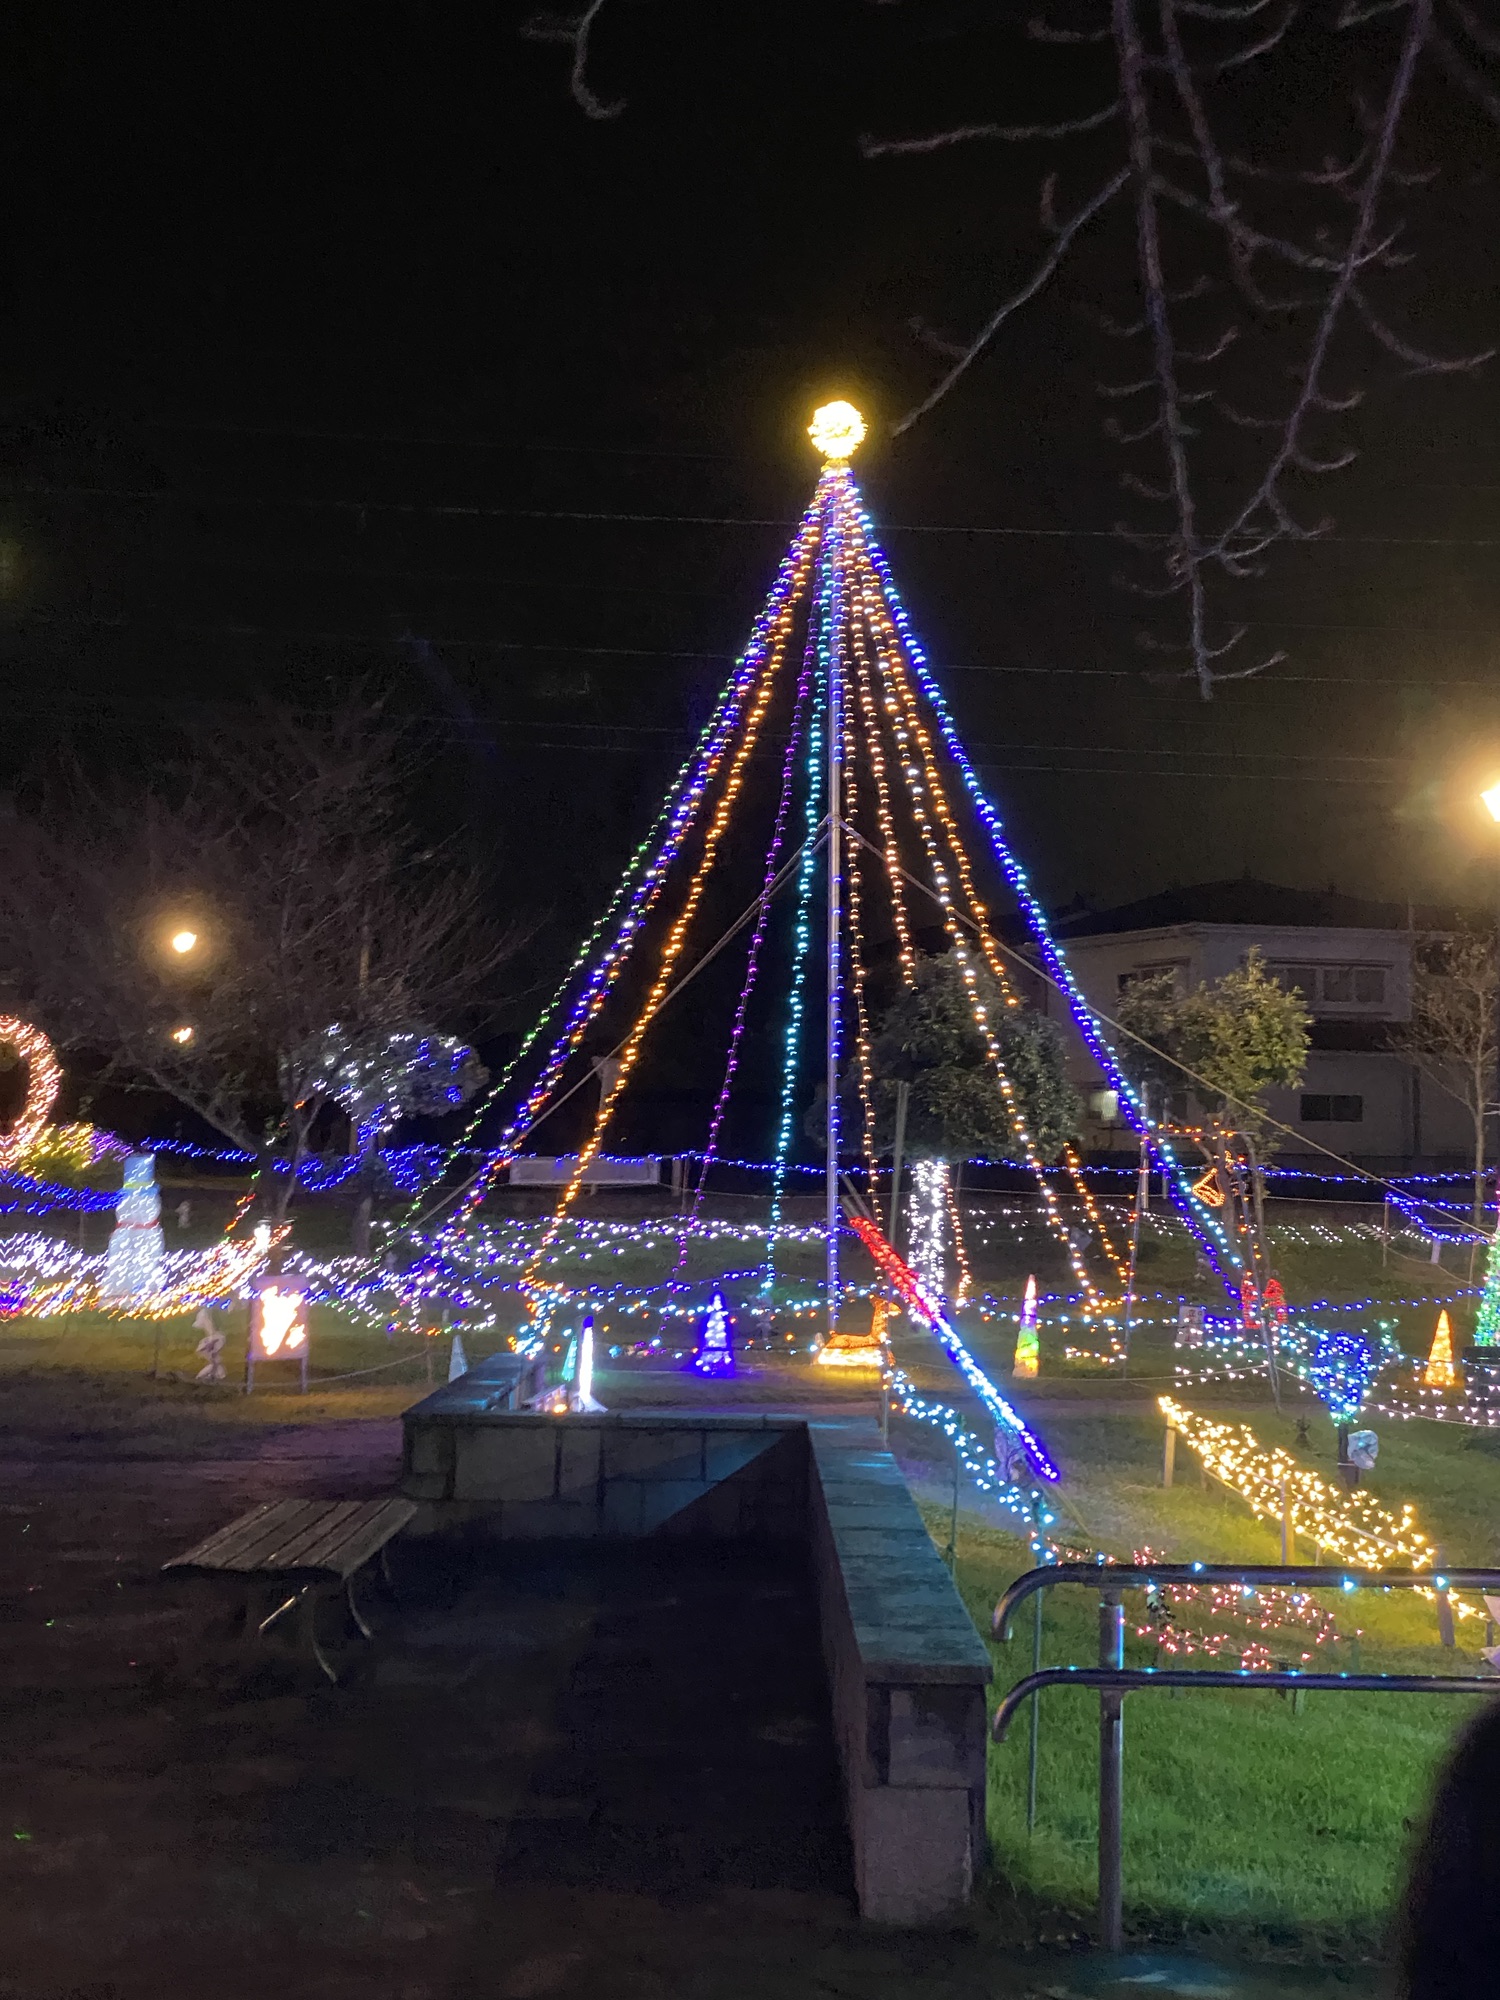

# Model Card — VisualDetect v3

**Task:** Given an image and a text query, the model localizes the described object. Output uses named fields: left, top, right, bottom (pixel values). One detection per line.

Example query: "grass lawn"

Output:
left=889, top=1331, right=1500, bottom=1957
left=2, top=1193, right=1495, bottom=1962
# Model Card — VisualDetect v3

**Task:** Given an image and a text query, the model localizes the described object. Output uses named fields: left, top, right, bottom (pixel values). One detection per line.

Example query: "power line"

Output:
left=6, top=479, right=1500, bottom=548
left=3, top=610, right=1497, bottom=690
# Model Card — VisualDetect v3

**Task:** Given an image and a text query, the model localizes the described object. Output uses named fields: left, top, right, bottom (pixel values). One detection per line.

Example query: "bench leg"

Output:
left=300, top=1587, right=346, bottom=1686
left=345, top=1571, right=376, bottom=1642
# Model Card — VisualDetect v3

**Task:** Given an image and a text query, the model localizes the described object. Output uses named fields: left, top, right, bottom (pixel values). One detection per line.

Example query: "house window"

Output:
left=1088, top=1088, right=1120, bottom=1124
left=1264, top=963, right=1387, bottom=1009
left=1301, top=1094, right=1364, bottom=1123
left=1118, top=960, right=1188, bottom=994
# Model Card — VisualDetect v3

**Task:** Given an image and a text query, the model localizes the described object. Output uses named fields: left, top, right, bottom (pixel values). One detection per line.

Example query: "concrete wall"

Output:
left=398, top=1379, right=993, bottom=1925
left=805, top=1422, right=992, bottom=1927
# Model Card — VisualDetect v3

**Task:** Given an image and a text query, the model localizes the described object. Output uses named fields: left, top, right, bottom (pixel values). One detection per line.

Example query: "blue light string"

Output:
left=852, top=492, right=1241, bottom=1293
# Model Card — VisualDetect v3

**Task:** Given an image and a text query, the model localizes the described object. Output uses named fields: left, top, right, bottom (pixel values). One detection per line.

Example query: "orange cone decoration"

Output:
left=1424, top=1309, right=1457, bottom=1390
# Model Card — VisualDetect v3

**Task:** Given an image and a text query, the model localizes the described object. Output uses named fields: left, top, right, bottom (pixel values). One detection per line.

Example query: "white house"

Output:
left=1035, top=880, right=1474, bottom=1172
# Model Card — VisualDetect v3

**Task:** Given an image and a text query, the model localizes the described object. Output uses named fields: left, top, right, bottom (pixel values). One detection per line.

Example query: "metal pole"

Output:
left=826, top=614, right=844, bottom=1340
left=1026, top=1588, right=1043, bottom=1833
left=890, top=1079, right=910, bottom=1254
left=946, top=1434, right=960, bottom=1569
left=1162, top=1423, right=1176, bottom=1489
left=1280, top=1477, right=1292, bottom=1564
left=1098, top=1590, right=1126, bottom=1953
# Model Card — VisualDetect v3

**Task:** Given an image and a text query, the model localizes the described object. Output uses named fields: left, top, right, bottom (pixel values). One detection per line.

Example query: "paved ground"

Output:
left=0, top=1364, right=1388, bottom=1999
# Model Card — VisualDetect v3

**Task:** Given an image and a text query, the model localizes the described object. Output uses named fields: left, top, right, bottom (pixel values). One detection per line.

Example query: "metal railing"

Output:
left=991, top=1562, right=1500, bottom=1953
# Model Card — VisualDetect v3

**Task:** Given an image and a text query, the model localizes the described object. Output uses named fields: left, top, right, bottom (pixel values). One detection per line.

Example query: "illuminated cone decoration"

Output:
left=453, top=403, right=1257, bottom=1464
left=1014, top=1274, right=1040, bottom=1379
left=1476, top=1230, right=1500, bottom=1350
left=1424, top=1308, right=1457, bottom=1389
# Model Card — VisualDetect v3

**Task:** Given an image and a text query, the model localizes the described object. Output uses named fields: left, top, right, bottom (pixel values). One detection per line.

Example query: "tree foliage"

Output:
left=865, top=953, right=1080, bottom=1163
left=1393, top=927, right=1497, bottom=1222
left=1115, top=947, right=1310, bottom=1143
left=0, top=702, right=528, bottom=1217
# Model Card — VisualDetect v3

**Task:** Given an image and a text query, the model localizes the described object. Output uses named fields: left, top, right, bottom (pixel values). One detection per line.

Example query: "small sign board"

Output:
left=509, top=1155, right=661, bottom=1188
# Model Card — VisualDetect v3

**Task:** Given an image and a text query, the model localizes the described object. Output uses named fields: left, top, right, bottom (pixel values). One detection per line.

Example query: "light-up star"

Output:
left=259, top=1289, right=304, bottom=1355
left=808, top=400, right=865, bottom=459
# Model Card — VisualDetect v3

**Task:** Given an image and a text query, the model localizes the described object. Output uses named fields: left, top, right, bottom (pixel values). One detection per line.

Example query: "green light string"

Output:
left=762, top=554, right=830, bottom=1300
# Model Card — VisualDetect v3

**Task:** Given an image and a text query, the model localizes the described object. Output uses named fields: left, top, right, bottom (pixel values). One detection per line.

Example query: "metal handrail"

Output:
left=993, top=1664, right=1492, bottom=1741
left=992, top=1561, right=1500, bottom=1641
left=990, top=1560, right=1500, bottom=1954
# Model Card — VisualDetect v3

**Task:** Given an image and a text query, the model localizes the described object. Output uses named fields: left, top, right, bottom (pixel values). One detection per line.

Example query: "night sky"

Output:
left=3, top=1, right=1499, bottom=966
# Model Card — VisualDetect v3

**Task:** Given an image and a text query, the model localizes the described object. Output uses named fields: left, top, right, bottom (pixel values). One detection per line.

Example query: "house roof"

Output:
left=1050, top=878, right=1452, bottom=938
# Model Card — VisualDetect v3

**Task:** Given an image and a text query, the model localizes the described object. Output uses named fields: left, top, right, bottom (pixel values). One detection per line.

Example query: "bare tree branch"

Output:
left=521, top=0, right=625, bottom=120
left=860, top=103, right=1121, bottom=157
left=890, top=169, right=1131, bottom=436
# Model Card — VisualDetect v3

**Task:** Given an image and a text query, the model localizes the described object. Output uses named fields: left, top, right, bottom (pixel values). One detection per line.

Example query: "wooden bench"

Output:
left=163, top=1496, right=417, bottom=1683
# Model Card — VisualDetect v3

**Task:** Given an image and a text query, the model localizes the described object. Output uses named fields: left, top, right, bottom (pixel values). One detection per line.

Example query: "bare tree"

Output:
left=523, top=0, right=1498, bottom=698
left=1394, top=928, right=1498, bottom=1224
left=0, top=702, right=528, bottom=1224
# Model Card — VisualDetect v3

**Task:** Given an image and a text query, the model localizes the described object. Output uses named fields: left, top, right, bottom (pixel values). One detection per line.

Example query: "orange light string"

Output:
left=842, top=501, right=1099, bottom=1307
left=1064, top=1142, right=1131, bottom=1295
left=942, top=1167, right=974, bottom=1307
left=521, top=591, right=796, bottom=1292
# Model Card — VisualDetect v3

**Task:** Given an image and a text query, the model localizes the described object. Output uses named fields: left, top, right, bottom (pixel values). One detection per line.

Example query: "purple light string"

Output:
left=446, top=498, right=825, bottom=1233
left=669, top=609, right=819, bottom=1283
left=850, top=489, right=1241, bottom=1295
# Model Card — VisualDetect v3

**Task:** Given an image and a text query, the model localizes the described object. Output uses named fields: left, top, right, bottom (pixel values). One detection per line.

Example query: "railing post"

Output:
left=1435, top=1547, right=1456, bottom=1649
left=1098, top=1589, right=1125, bottom=1953
left=1027, top=1588, right=1043, bottom=1834
left=1162, top=1423, right=1175, bottom=1489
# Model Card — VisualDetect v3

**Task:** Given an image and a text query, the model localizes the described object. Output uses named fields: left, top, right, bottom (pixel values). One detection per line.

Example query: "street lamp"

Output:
left=1483, top=782, right=1500, bottom=825
left=169, top=929, right=198, bottom=955
left=170, top=1025, right=194, bottom=1045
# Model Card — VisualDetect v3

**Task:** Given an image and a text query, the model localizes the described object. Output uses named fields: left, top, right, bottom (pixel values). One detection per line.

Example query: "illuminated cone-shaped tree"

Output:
left=1475, top=1232, right=1500, bottom=1350
left=692, top=1290, right=735, bottom=1377
left=432, top=401, right=1256, bottom=1435
left=1014, top=1274, right=1040, bottom=1379
left=1424, top=1308, right=1458, bottom=1389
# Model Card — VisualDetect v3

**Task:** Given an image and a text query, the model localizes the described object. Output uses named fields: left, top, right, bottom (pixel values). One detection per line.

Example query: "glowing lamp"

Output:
left=808, top=400, right=865, bottom=460
left=170, top=929, right=199, bottom=955
left=1482, top=781, right=1500, bottom=822
left=171, top=1025, right=194, bottom=1045
left=247, top=1272, right=312, bottom=1392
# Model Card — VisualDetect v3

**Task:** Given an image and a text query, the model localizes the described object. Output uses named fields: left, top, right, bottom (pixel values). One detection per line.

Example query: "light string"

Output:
left=839, top=609, right=880, bottom=1199
left=444, top=499, right=824, bottom=1242
left=845, top=497, right=1099, bottom=1307
left=849, top=1211, right=1060, bottom=1481
left=399, top=602, right=792, bottom=1237
left=522, top=573, right=797, bottom=1290
left=1063, top=1144, right=1131, bottom=1293
left=823, top=477, right=848, bottom=1325
left=853, top=494, right=1241, bottom=1292
left=763, top=625, right=829, bottom=1294
left=942, top=1166, right=974, bottom=1308
left=671, top=619, right=818, bottom=1276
